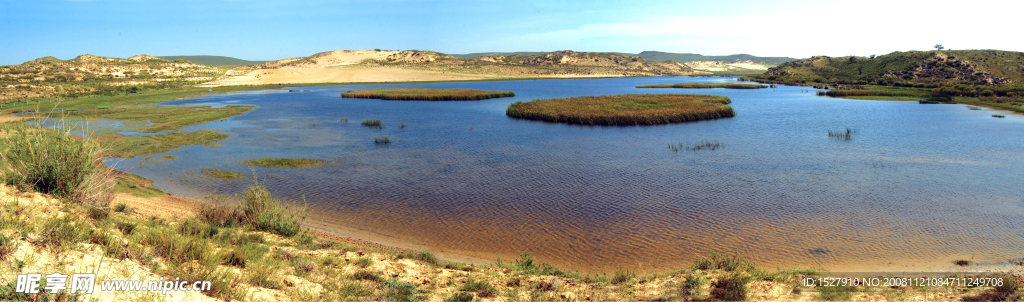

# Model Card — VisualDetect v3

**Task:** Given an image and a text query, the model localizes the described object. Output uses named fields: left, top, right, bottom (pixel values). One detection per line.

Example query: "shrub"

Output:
left=711, top=273, right=751, bottom=301
left=240, top=180, right=307, bottom=237
left=0, top=121, right=114, bottom=206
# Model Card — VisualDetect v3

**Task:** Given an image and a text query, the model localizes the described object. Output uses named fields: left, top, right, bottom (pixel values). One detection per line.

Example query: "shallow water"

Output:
left=107, top=77, right=1024, bottom=273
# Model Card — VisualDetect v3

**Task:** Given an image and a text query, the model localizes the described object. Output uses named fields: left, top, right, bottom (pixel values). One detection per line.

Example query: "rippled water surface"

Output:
left=109, top=77, right=1024, bottom=273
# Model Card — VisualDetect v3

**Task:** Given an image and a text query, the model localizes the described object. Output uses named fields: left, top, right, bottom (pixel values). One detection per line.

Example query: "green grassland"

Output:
left=341, top=88, right=515, bottom=101
left=507, top=94, right=735, bottom=125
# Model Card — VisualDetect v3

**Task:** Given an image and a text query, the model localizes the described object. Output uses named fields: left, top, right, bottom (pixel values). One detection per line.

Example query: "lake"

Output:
left=105, top=76, right=1024, bottom=274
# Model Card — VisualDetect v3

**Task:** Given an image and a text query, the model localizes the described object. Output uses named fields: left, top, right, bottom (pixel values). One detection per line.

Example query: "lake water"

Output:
left=105, top=77, right=1024, bottom=274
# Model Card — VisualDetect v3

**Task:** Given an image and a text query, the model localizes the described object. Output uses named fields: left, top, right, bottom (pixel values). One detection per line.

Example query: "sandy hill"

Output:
left=0, top=54, right=219, bottom=102
left=208, top=49, right=692, bottom=86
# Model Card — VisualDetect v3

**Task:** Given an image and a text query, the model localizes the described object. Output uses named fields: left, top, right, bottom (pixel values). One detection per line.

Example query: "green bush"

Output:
left=239, top=179, right=307, bottom=237
left=0, top=121, right=113, bottom=206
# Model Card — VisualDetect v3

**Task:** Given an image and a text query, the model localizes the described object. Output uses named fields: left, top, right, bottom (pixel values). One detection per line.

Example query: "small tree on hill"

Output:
left=870, top=54, right=876, bottom=59
left=934, top=44, right=944, bottom=51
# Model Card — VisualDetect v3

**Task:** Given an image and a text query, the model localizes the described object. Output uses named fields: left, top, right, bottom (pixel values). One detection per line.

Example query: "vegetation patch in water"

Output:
left=993, top=114, right=1006, bottom=118
left=374, top=135, right=391, bottom=144
left=341, top=88, right=515, bottom=101
left=243, top=158, right=327, bottom=168
left=201, top=168, right=243, bottom=179
left=669, top=140, right=725, bottom=152
left=96, top=129, right=231, bottom=158
left=636, top=83, right=766, bottom=89
left=828, top=128, right=858, bottom=140
left=361, top=119, right=383, bottom=129
left=506, top=94, right=735, bottom=125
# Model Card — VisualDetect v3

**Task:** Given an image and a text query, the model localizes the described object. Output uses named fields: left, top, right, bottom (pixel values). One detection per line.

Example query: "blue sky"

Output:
left=2, top=0, right=1021, bottom=65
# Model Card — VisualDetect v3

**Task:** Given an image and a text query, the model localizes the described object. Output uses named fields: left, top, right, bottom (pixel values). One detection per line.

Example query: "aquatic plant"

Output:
left=506, top=94, right=735, bottom=126
left=361, top=119, right=383, bottom=128
left=340, top=117, right=349, bottom=123
left=341, top=88, right=515, bottom=101
left=201, top=168, right=243, bottom=180
left=636, top=83, right=766, bottom=89
left=374, top=135, right=391, bottom=144
left=668, top=141, right=725, bottom=152
left=828, top=128, right=858, bottom=140
left=993, top=114, right=1006, bottom=118
left=243, top=158, right=327, bottom=168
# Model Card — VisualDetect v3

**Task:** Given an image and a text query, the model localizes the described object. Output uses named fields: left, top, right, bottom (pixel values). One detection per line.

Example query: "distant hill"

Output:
left=750, top=49, right=1024, bottom=86
left=157, top=55, right=267, bottom=66
left=627, top=51, right=799, bottom=65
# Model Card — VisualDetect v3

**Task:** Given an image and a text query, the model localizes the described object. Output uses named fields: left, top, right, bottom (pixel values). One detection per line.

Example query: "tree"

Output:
left=934, top=44, right=944, bottom=51
left=870, top=54, right=876, bottom=59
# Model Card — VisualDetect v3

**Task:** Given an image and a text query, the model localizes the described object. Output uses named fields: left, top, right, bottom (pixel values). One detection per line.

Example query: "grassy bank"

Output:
left=341, top=88, right=515, bottom=101
left=506, top=94, right=735, bottom=125
left=810, top=85, right=1024, bottom=114
left=636, top=83, right=766, bottom=89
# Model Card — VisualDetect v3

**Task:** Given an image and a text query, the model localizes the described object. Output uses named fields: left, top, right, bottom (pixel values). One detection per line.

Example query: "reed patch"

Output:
left=506, top=94, right=735, bottom=125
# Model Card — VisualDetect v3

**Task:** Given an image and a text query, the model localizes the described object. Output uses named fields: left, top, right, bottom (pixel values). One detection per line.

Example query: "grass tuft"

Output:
left=374, top=135, right=391, bottom=144
left=0, top=120, right=114, bottom=206
left=692, top=251, right=754, bottom=272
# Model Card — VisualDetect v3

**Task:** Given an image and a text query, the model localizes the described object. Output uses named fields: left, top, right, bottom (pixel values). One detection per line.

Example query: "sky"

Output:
left=2, top=0, right=1022, bottom=65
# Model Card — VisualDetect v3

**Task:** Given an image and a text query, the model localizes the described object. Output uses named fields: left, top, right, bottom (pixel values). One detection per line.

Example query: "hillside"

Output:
left=157, top=55, right=267, bottom=66
left=208, top=49, right=692, bottom=86
left=0, top=54, right=220, bottom=103
left=749, top=50, right=1024, bottom=86
left=450, top=52, right=550, bottom=59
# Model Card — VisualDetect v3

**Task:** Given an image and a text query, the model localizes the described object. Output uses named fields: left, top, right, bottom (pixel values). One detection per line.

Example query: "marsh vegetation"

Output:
left=506, top=94, right=735, bottom=125
left=828, top=128, right=858, bottom=140
left=668, top=140, right=726, bottom=152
